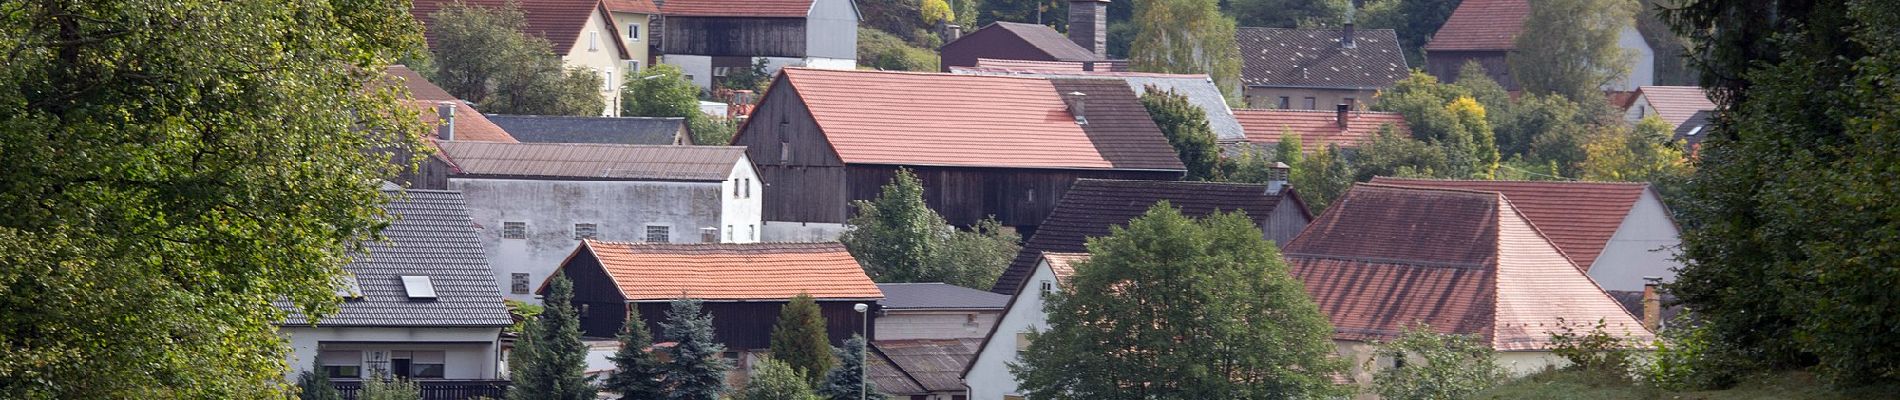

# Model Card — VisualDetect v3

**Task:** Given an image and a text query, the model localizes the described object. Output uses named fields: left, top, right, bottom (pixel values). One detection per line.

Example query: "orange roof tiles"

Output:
left=1368, top=177, right=1651, bottom=271
left=774, top=68, right=1180, bottom=170
left=1634, top=86, right=1717, bottom=127
left=1234, top=109, right=1409, bottom=150
left=413, top=0, right=626, bottom=58
left=661, top=0, right=812, bottom=17
left=1040, top=252, right=1088, bottom=284
left=576, top=241, right=882, bottom=301
left=1425, top=0, right=1532, bottom=51
left=604, top=0, right=659, bottom=14
left=412, top=101, right=518, bottom=143
left=1284, top=184, right=1652, bottom=348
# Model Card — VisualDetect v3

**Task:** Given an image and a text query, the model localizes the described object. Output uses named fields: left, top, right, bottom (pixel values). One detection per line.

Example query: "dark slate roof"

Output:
left=1673, top=110, right=1714, bottom=148
left=875, top=283, right=1009, bottom=310
left=1048, top=78, right=1189, bottom=171
left=868, top=338, right=985, bottom=395
left=486, top=114, right=690, bottom=146
left=990, top=179, right=1298, bottom=294
left=991, top=22, right=1103, bottom=62
left=1236, top=28, right=1409, bottom=90
left=281, top=189, right=513, bottom=327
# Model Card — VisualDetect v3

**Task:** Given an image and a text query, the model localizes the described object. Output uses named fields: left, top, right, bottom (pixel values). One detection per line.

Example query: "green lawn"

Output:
left=1474, top=369, right=1900, bottom=399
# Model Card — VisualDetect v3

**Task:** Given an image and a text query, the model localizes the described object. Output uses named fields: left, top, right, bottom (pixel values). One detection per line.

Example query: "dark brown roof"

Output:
left=1284, top=184, right=1652, bottom=348
left=987, top=22, right=1103, bottom=62
left=437, top=141, right=745, bottom=181
left=660, top=0, right=813, bottom=17
left=868, top=339, right=984, bottom=395
left=1425, top=0, right=1532, bottom=51
left=991, top=179, right=1302, bottom=294
left=412, top=0, right=628, bottom=58
left=1050, top=78, right=1188, bottom=170
left=1236, top=28, right=1409, bottom=89
left=1367, top=177, right=1654, bottom=271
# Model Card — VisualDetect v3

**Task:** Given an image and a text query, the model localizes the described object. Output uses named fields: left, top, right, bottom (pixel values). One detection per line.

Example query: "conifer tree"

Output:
left=508, top=276, right=593, bottom=400
left=816, top=336, right=887, bottom=400
left=605, top=308, right=666, bottom=399
left=295, top=365, right=343, bottom=400
left=662, top=298, right=733, bottom=400
left=1139, top=87, right=1221, bottom=180
left=770, top=293, right=834, bottom=386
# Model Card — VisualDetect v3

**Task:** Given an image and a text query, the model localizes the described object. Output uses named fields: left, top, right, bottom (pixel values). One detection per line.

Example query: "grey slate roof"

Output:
left=1236, top=27, right=1409, bottom=89
left=438, top=141, right=746, bottom=181
left=875, top=283, right=1009, bottom=310
left=281, top=189, right=512, bottom=327
left=485, top=114, right=690, bottom=146
left=1672, top=109, right=1714, bottom=148
left=949, top=67, right=1248, bottom=142
left=868, top=338, right=985, bottom=394
left=992, top=22, right=1104, bottom=62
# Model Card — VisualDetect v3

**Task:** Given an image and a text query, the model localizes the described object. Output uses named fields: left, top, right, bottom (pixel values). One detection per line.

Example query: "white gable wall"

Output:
left=559, top=9, right=631, bottom=116
left=877, top=309, right=1003, bottom=340
left=805, top=0, right=859, bottom=61
left=1607, top=23, right=1656, bottom=91
left=720, top=156, right=766, bottom=243
left=964, top=261, right=1059, bottom=400
left=1589, top=188, right=1682, bottom=292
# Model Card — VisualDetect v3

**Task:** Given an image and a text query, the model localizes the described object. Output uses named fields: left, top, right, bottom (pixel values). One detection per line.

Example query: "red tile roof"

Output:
left=1634, top=86, right=1717, bottom=127
left=1040, top=252, right=1087, bottom=284
left=412, top=101, right=518, bottom=143
left=1368, top=177, right=1651, bottom=271
left=660, top=0, right=813, bottom=17
left=571, top=240, right=883, bottom=301
left=1284, top=184, right=1652, bottom=348
left=385, top=65, right=457, bottom=102
left=768, top=68, right=1183, bottom=171
left=413, top=0, right=627, bottom=58
left=604, top=0, right=659, bottom=14
left=1425, top=0, right=1531, bottom=51
left=1234, top=109, right=1409, bottom=150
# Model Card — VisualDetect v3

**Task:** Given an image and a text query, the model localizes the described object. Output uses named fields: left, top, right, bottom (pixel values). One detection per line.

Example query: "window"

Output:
left=578, top=304, right=591, bottom=318
left=645, top=225, right=671, bottom=243
left=511, top=273, right=530, bottom=294
left=602, top=70, right=614, bottom=92
left=726, top=225, right=734, bottom=242
left=627, top=60, right=640, bottom=73
left=320, top=351, right=363, bottom=378
left=712, top=66, right=731, bottom=77
left=574, top=223, right=598, bottom=240
left=1039, top=280, right=1053, bottom=294
left=733, top=179, right=741, bottom=198
left=748, top=224, right=756, bottom=241
left=701, top=227, right=720, bottom=242
left=502, top=221, right=526, bottom=239
left=743, top=178, right=752, bottom=198
left=390, top=351, right=445, bottom=379
left=589, top=31, right=599, bottom=51
left=337, top=275, right=363, bottom=299
left=1026, top=188, right=1036, bottom=203
left=1278, top=96, right=1291, bottom=109
left=1304, top=97, right=1318, bottom=110
left=400, top=276, right=436, bottom=300
left=627, top=23, right=640, bottom=40
left=779, top=143, right=792, bottom=163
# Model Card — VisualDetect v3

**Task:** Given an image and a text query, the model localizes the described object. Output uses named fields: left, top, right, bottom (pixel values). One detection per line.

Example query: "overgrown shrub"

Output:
left=1369, top=328, right=1510, bottom=400
left=1549, top=318, right=1637, bottom=380
left=359, top=374, right=421, bottom=400
left=857, top=28, right=938, bottom=72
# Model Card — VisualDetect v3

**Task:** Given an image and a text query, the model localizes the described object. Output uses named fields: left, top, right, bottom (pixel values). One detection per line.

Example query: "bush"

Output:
left=1370, top=328, right=1511, bottom=400
left=857, top=28, right=939, bottom=72
left=360, top=374, right=421, bottom=400
left=1550, top=318, right=1638, bottom=380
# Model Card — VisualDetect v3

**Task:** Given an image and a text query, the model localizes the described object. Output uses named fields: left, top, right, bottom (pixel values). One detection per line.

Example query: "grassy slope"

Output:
left=1475, top=370, right=1900, bottom=400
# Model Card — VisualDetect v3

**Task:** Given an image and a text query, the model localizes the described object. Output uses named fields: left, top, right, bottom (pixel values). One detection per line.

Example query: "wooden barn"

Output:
left=733, top=68, right=1186, bottom=240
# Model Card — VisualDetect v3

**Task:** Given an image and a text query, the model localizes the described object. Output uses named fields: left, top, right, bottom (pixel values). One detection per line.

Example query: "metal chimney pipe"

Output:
left=436, top=102, right=456, bottom=141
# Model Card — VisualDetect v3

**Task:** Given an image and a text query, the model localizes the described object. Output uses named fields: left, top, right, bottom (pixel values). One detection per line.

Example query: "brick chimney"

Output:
left=1068, top=0, right=1109, bottom=57
left=1642, top=276, right=1663, bottom=331
left=436, top=101, right=456, bottom=141
left=1336, top=103, right=1350, bottom=129
left=1343, top=0, right=1359, bottom=49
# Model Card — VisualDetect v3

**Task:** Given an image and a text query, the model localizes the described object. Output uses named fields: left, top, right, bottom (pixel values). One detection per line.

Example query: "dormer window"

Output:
left=336, top=275, right=363, bottom=300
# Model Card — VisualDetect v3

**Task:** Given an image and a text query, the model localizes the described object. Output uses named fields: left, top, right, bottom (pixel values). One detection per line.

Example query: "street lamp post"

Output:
left=853, top=302, right=869, bottom=400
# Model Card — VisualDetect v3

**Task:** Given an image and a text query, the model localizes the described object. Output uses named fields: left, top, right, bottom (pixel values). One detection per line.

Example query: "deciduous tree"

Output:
left=1129, top=0, right=1242, bottom=101
left=1370, top=328, right=1509, bottom=400
left=738, top=358, right=820, bottom=400
left=428, top=1, right=605, bottom=115
left=1509, top=0, right=1637, bottom=100
left=841, top=169, right=1019, bottom=289
left=1139, top=87, right=1221, bottom=180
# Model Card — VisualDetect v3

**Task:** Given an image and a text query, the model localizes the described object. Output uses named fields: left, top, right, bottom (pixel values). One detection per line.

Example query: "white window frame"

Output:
left=628, top=23, right=640, bottom=40
left=502, top=221, right=527, bottom=239
left=589, top=31, right=600, bottom=51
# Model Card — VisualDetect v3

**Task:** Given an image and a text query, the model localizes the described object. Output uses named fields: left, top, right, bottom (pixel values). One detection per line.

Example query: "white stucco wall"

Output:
left=280, top=326, right=503, bottom=381
left=762, top=221, right=847, bottom=242
left=720, top=156, right=766, bottom=243
left=663, top=55, right=812, bottom=90
left=561, top=10, right=632, bottom=116
left=805, top=0, right=859, bottom=61
left=877, top=310, right=1002, bottom=341
left=964, top=261, right=1058, bottom=400
left=449, top=178, right=734, bottom=303
left=802, top=57, right=858, bottom=70
left=1607, top=23, right=1656, bottom=91
left=607, top=11, right=652, bottom=70
left=1624, top=93, right=1657, bottom=123
left=1589, top=189, right=1682, bottom=292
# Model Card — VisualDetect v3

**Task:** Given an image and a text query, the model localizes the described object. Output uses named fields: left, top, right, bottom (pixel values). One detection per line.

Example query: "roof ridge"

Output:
left=1356, top=182, right=1514, bottom=197
left=783, top=67, right=1055, bottom=81
left=1373, top=177, right=1650, bottom=186
left=444, top=141, right=741, bottom=151
left=1233, top=108, right=1405, bottom=115
left=1237, top=27, right=1400, bottom=33
left=584, top=239, right=846, bottom=247
left=1074, top=178, right=1267, bottom=188
left=484, top=114, right=686, bottom=121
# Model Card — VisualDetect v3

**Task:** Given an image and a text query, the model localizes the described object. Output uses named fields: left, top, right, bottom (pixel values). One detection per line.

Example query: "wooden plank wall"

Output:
left=631, top=301, right=876, bottom=351
left=663, top=17, right=807, bottom=57
left=551, top=247, right=635, bottom=339
left=846, top=165, right=1181, bottom=229
left=735, top=79, right=850, bottom=223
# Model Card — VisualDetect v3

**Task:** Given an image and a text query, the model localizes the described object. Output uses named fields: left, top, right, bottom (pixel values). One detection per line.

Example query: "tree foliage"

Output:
left=1509, top=0, right=1637, bottom=100
left=719, top=58, right=772, bottom=92
left=1369, top=328, right=1509, bottom=400
left=858, top=28, right=941, bottom=72
left=427, top=1, right=604, bottom=115
left=1013, top=204, right=1347, bottom=399
left=0, top=0, right=426, bottom=396
left=605, top=308, right=665, bottom=399
left=816, top=336, right=888, bottom=400
left=1228, top=0, right=1349, bottom=28
left=688, top=115, right=741, bottom=146
left=841, top=168, right=1020, bottom=289
left=738, top=358, right=820, bottom=400
left=662, top=298, right=733, bottom=399
left=623, top=64, right=702, bottom=119
left=1129, top=0, right=1242, bottom=101
left=1358, top=0, right=1466, bottom=66
left=1372, top=72, right=1497, bottom=179
left=771, top=294, right=835, bottom=387
left=508, top=276, right=593, bottom=400
left=1579, top=116, right=1688, bottom=182
left=297, top=368, right=344, bottom=400
left=1139, top=87, right=1221, bottom=180
left=359, top=375, right=422, bottom=400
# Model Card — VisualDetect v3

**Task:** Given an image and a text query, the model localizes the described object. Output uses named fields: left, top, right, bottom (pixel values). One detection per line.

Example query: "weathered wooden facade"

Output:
left=1425, top=50, right=1515, bottom=90
left=662, top=17, right=807, bottom=57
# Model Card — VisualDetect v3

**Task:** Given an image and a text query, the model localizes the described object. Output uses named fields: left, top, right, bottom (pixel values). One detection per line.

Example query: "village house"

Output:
left=735, top=68, right=1186, bottom=241
left=1235, top=26, right=1409, bottom=110
left=875, top=283, right=1009, bottom=341
left=485, top=114, right=692, bottom=145
left=278, top=187, right=513, bottom=399
left=868, top=338, right=985, bottom=400
left=950, top=67, right=1247, bottom=144
left=967, top=178, right=1312, bottom=399
left=412, top=0, right=634, bottom=116
left=1233, top=107, right=1410, bottom=151
left=1623, top=85, right=1718, bottom=129
left=543, top=241, right=883, bottom=376
left=940, top=0, right=1118, bottom=72
left=381, top=65, right=519, bottom=190
left=1673, top=109, right=1715, bottom=154
left=1368, top=177, right=1683, bottom=293
left=1424, top=0, right=1661, bottom=91
left=603, top=0, right=659, bottom=70
left=435, top=141, right=762, bottom=303
left=1284, top=183, right=1655, bottom=387
left=656, top=0, right=860, bottom=90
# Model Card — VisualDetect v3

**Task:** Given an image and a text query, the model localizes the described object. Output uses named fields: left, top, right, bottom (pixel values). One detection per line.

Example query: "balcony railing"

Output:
left=332, top=379, right=509, bottom=400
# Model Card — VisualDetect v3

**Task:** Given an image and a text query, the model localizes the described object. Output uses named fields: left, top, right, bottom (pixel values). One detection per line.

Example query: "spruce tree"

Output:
left=507, top=317, right=546, bottom=398
left=661, top=298, right=732, bottom=400
left=770, top=293, right=834, bottom=386
left=605, top=308, right=666, bottom=399
left=508, top=276, right=593, bottom=400
left=295, top=365, right=342, bottom=400
left=816, top=336, right=886, bottom=400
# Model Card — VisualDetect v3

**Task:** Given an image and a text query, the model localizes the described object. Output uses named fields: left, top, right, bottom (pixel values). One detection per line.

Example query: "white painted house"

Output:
left=278, top=188, right=513, bottom=396
left=414, top=0, right=638, bottom=116
left=655, top=0, right=858, bottom=89
left=963, top=253, right=1081, bottom=400
left=875, top=283, right=1010, bottom=341
left=437, top=141, right=763, bottom=303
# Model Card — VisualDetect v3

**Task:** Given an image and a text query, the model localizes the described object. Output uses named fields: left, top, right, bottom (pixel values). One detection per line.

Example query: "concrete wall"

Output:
left=450, top=178, right=738, bottom=302
left=877, top=310, right=1002, bottom=340
left=663, top=55, right=808, bottom=90
left=1243, top=87, right=1379, bottom=111
left=1609, top=24, right=1656, bottom=91
left=280, top=326, right=502, bottom=381
left=805, top=0, right=859, bottom=60
left=560, top=10, right=630, bottom=116
left=609, top=11, right=653, bottom=70
left=720, top=156, right=766, bottom=243
left=1590, top=188, right=1682, bottom=291
left=803, top=56, right=857, bottom=70
left=762, top=221, right=847, bottom=242
left=964, top=261, right=1058, bottom=400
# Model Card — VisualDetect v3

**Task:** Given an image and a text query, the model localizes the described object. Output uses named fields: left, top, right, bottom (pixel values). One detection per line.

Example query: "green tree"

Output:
left=1369, top=328, right=1510, bottom=400
left=1373, top=72, right=1499, bottom=179
left=1294, top=144, right=1355, bottom=213
left=1013, top=204, right=1348, bottom=399
left=623, top=64, right=702, bottom=118
left=840, top=169, right=1021, bottom=288
left=297, top=367, right=344, bottom=400
left=605, top=308, right=665, bottom=399
left=1228, top=0, right=1349, bottom=28
left=1216, top=144, right=1284, bottom=185
left=977, top=0, right=1066, bottom=29
left=1578, top=116, right=1687, bottom=182
left=1509, top=0, right=1637, bottom=101
left=1359, top=0, right=1465, bottom=66
left=689, top=116, right=741, bottom=146
left=0, top=0, right=425, bottom=396
left=508, top=276, right=593, bottom=400
left=1351, top=125, right=1449, bottom=182
left=926, top=218, right=1021, bottom=290
left=1443, top=96, right=1500, bottom=179
left=738, top=358, right=820, bottom=400
left=662, top=298, right=733, bottom=399
left=428, top=1, right=604, bottom=115
left=1139, top=87, right=1221, bottom=180
left=858, top=28, right=941, bottom=72
left=359, top=374, right=422, bottom=400
left=1129, top=0, right=1242, bottom=101
left=817, top=335, right=888, bottom=400
left=720, top=58, right=772, bottom=92
left=771, top=294, right=835, bottom=386
left=921, top=0, right=956, bottom=25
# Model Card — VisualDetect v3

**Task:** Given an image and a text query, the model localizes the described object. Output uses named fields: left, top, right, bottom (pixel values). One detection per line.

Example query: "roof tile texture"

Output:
left=1234, top=109, right=1409, bottom=150
left=952, top=67, right=1248, bottom=142
left=1425, top=0, right=1532, bottom=51
left=280, top=189, right=513, bottom=327
left=438, top=141, right=744, bottom=181
left=604, top=0, right=659, bottom=14
left=484, top=115, right=688, bottom=145
left=1635, top=86, right=1718, bottom=127
left=387, top=64, right=518, bottom=143
left=876, top=283, right=1009, bottom=310
left=989, top=22, right=1103, bottom=62
left=869, top=338, right=985, bottom=394
left=1237, top=28, right=1410, bottom=89
left=1369, top=177, right=1650, bottom=271
left=660, top=0, right=812, bottom=17
left=581, top=241, right=883, bottom=301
